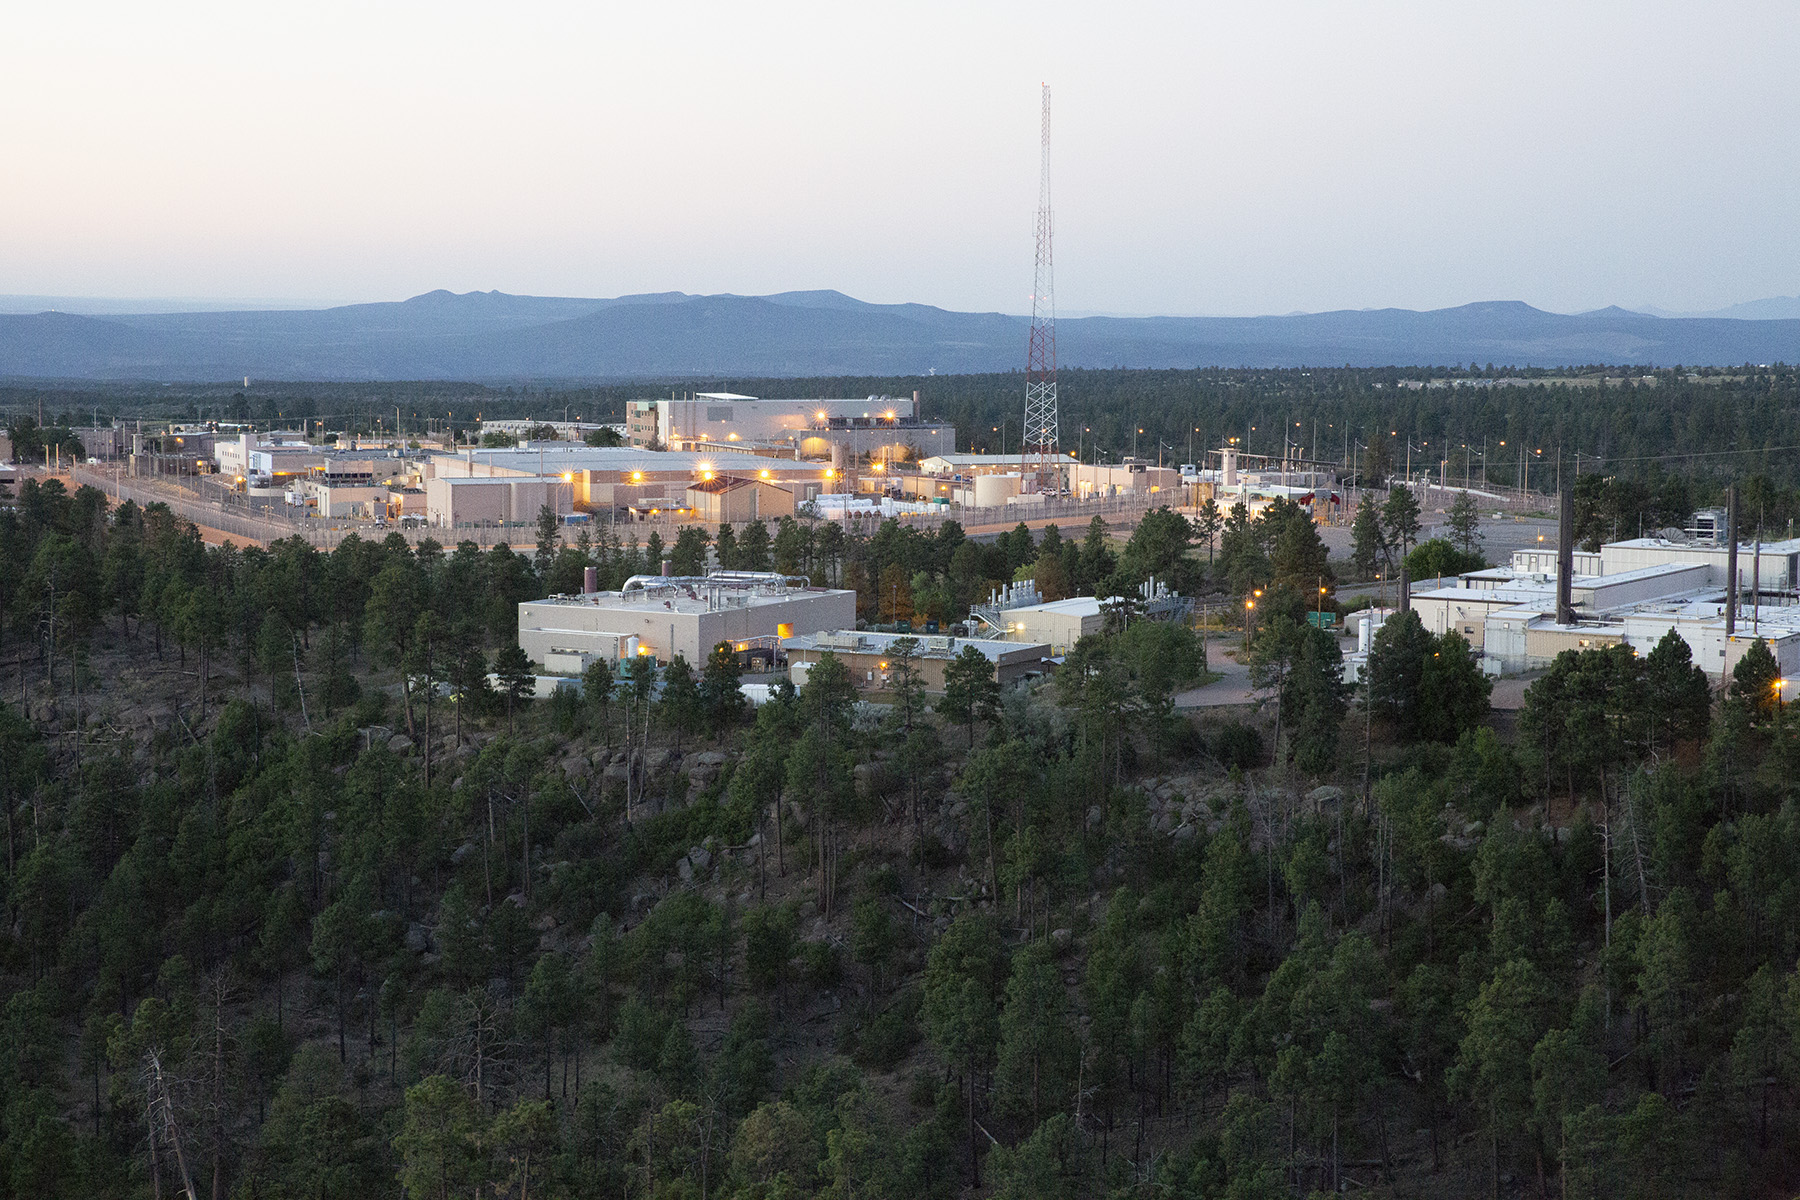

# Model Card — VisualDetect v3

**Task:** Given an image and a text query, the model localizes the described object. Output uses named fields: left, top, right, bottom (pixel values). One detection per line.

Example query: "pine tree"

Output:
left=1351, top=493, right=1386, bottom=578
left=492, top=643, right=533, bottom=732
left=1382, top=485, right=1423, bottom=559
left=714, top=522, right=739, bottom=570
left=737, top=521, right=771, bottom=571
left=939, top=645, right=1001, bottom=747
left=1448, top=491, right=1483, bottom=556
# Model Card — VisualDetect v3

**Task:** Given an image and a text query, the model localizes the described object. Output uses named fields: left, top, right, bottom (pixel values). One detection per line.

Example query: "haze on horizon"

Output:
left=4, top=1, right=1796, bottom=319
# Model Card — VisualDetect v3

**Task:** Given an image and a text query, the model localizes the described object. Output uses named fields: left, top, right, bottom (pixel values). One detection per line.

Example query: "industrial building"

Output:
left=1409, top=536, right=1800, bottom=680
left=684, top=475, right=799, bottom=523
left=518, top=572, right=856, bottom=673
left=425, top=476, right=578, bottom=528
left=423, top=446, right=833, bottom=522
left=982, top=596, right=1106, bottom=655
left=628, top=392, right=953, bottom=460
left=783, top=630, right=1050, bottom=691
left=916, top=454, right=1185, bottom=501
left=966, top=578, right=1194, bottom=653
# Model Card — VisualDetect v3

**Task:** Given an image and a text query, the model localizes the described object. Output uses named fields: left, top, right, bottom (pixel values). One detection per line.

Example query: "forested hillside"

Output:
left=1, top=473, right=1799, bottom=1199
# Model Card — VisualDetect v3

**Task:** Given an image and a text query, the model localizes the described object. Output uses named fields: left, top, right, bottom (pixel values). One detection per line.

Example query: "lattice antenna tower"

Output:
left=1022, top=83, right=1060, bottom=492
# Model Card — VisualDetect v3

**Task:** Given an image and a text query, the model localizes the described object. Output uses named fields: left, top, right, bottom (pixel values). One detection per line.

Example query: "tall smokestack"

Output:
left=1725, top=483, right=1739, bottom=639
left=1556, top=480, right=1575, bottom=624
left=1398, top=564, right=1411, bottom=612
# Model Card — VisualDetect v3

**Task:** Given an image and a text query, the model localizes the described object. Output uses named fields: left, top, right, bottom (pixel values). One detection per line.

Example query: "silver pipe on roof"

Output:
left=620, top=570, right=809, bottom=596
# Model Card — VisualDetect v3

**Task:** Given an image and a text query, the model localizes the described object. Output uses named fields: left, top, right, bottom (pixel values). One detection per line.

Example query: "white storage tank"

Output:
left=973, top=473, right=1022, bottom=507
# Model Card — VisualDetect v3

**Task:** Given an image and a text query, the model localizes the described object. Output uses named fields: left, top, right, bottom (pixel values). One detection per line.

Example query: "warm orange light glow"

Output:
left=631, top=471, right=643, bottom=481
left=759, top=469, right=770, bottom=479
left=561, top=472, right=573, bottom=482
left=823, top=469, right=836, bottom=479
left=816, top=411, right=827, bottom=421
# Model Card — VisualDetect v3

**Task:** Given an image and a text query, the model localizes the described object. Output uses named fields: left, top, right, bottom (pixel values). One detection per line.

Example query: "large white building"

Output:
left=518, top=573, right=856, bottom=672
left=420, top=446, right=834, bottom=524
left=1410, top=539, right=1800, bottom=680
left=628, top=393, right=953, bottom=459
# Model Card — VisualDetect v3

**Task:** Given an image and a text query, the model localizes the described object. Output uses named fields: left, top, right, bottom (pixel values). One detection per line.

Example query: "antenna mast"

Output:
left=1023, top=83, right=1060, bottom=493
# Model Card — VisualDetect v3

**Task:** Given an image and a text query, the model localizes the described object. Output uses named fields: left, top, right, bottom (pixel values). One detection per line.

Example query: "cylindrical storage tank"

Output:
left=974, top=473, right=1021, bottom=508
left=1357, top=613, right=1373, bottom=654
left=583, top=566, right=599, bottom=594
left=831, top=442, right=847, bottom=469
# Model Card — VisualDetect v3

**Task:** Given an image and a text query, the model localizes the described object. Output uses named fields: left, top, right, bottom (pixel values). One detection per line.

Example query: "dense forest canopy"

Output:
left=2, top=369, right=1800, bottom=1198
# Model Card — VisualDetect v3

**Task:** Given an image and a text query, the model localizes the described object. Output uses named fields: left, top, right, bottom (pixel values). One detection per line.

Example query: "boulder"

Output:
left=677, top=857, right=694, bottom=884
left=1172, top=822, right=1197, bottom=843
left=1086, top=805, right=1104, bottom=831
left=1049, top=927, right=1074, bottom=954
left=387, top=734, right=415, bottom=754
left=405, top=922, right=431, bottom=953
left=688, top=845, right=713, bottom=872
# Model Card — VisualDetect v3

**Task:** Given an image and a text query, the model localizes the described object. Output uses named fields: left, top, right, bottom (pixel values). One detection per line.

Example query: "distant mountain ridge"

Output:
left=1, top=289, right=1797, bottom=381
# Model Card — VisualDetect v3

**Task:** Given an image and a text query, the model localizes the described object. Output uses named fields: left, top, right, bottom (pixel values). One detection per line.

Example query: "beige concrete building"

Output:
left=519, top=574, right=855, bottom=672
left=425, top=476, right=577, bottom=528
left=987, top=596, right=1107, bottom=656
left=424, top=447, right=832, bottom=518
left=783, top=630, right=1049, bottom=691
left=684, top=476, right=799, bottom=523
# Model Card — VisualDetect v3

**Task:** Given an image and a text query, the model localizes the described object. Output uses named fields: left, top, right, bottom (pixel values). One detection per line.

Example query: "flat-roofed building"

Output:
left=425, top=446, right=835, bottom=516
left=519, top=573, right=854, bottom=672
left=425, top=476, right=577, bottom=528
left=783, top=630, right=1049, bottom=691
left=640, top=393, right=909, bottom=449
left=1600, top=535, right=1800, bottom=591
left=988, top=596, right=1106, bottom=655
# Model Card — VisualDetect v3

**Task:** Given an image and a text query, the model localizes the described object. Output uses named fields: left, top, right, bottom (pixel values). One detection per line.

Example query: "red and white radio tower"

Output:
left=1022, top=83, right=1061, bottom=493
